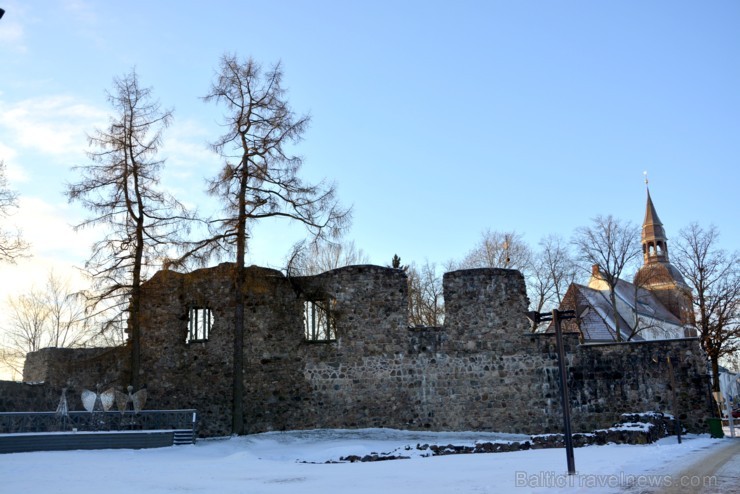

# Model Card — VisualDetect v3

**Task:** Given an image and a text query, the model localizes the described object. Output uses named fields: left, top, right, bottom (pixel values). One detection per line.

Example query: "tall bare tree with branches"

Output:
left=2, top=271, right=90, bottom=379
left=287, top=239, right=368, bottom=276
left=171, top=55, right=350, bottom=434
left=528, top=234, right=579, bottom=317
left=673, top=223, right=740, bottom=393
left=0, top=160, right=30, bottom=263
left=454, top=230, right=532, bottom=271
left=67, top=70, right=190, bottom=388
left=3, top=288, right=47, bottom=377
left=407, top=261, right=444, bottom=327
left=572, top=215, right=641, bottom=341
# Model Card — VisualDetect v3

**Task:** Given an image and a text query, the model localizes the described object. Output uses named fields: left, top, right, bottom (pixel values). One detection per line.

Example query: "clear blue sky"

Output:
left=1, top=0, right=738, bottom=282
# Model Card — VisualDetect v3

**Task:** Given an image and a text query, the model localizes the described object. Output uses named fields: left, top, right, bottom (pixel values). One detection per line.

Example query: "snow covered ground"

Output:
left=0, top=428, right=734, bottom=494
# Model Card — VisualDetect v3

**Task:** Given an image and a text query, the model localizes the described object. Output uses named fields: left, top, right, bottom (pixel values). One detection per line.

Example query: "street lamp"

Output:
left=526, top=309, right=577, bottom=475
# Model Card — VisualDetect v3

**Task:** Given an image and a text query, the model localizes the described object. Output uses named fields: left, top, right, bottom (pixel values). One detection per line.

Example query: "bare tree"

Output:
left=67, top=69, right=190, bottom=388
left=4, top=289, right=47, bottom=376
left=528, top=234, right=579, bottom=316
left=287, top=239, right=368, bottom=276
left=454, top=230, right=532, bottom=272
left=407, top=261, right=444, bottom=327
left=171, top=55, right=350, bottom=434
left=43, top=271, right=91, bottom=348
left=1, top=271, right=91, bottom=378
left=572, top=215, right=641, bottom=341
left=672, top=223, right=740, bottom=393
left=0, top=160, right=30, bottom=263
left=450, top=230, right=542, bottom=314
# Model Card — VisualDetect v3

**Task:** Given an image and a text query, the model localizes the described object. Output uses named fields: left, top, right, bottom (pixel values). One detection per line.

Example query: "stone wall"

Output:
left=23, top=347, right=128, bottom=388
left=569, top=339, right=709, bottom=432
left=0, top=347, right=131, bottom=414
left=5, top=263, right=712, bottom=438
left=135, top=263, right=241, bottom=436
left=0, top=381, right=56, bottom=412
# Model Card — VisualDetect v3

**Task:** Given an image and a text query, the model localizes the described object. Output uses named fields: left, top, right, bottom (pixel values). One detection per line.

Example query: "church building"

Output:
left=557, top=187, right=695, bottom=342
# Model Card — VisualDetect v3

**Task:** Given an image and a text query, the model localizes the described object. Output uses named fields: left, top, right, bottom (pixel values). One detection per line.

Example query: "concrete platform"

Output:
left=0, top=430, right=181, bottom=454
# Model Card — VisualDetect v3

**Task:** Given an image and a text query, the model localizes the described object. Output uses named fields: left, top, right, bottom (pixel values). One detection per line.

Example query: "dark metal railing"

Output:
left=0, top=409, right=197, bottom=435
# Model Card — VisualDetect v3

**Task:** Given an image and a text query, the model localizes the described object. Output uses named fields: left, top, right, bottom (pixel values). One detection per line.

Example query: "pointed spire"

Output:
left=641, top=183, right=668, bottom=264
left=643, top=189, right=665, bottom=236
left=633, top=179, right=693, bottom=323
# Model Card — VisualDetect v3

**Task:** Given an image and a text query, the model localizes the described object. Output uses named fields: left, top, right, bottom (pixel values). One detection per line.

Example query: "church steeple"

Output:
left=641, top=187, right=669, bottom=264
left=634, top=179, right=694, bottom=328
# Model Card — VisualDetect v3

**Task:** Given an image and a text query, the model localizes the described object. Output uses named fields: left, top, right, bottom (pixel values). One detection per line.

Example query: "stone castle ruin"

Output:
left=6, top=263, right=710, bottom=437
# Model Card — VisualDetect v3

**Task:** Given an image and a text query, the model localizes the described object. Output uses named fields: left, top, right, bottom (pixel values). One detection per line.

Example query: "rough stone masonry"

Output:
left=13, top=264, right=710, bottom=438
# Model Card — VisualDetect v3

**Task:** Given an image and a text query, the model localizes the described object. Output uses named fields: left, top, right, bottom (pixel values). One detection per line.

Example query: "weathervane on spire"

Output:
left=643, top=171, right=649, bottom=186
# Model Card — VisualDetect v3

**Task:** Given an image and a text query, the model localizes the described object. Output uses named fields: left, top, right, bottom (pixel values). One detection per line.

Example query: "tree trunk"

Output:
left=231, top=169, right=248, bottom=436
left=609, top=288, right=622, bottom=342
left=131, top=220, right=143, bottom=389
left=710, top=353, right=720, bottom=393
left=130, top=208, right=144, bottom=389
left=129, top=154, right=145, bottom=390
left=130, top=285, right=141, bottom=389
left=232, top=266, right=245, bottom=435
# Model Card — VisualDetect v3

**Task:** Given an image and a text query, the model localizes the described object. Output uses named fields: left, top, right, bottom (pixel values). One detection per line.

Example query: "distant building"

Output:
left=557, top=188, right=695, bottom=342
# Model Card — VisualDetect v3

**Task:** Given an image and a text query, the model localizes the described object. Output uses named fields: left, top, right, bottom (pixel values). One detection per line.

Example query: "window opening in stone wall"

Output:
left=187, top=307, right=214, bottom=343
left=304, top=299, right=336, bottom=342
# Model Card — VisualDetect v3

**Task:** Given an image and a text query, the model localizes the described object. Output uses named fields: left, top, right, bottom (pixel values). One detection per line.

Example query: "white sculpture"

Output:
left=115, top=385, right=147, bottom=413
left=81, top=387, right=115, bottom=413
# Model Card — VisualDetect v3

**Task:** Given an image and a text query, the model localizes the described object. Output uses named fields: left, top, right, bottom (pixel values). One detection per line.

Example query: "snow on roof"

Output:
left=554, top=275, right=685, bottom=342
left=612, top=278, right=681, bottom=325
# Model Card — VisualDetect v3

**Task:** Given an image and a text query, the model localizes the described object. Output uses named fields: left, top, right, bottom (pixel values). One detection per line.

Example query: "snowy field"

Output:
left=0, top=428, right=733, bottom=494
